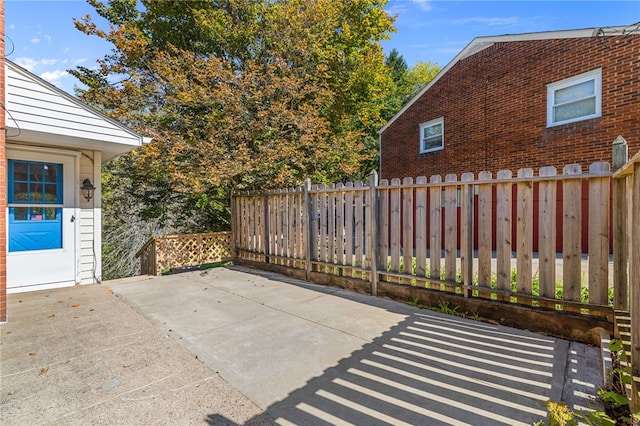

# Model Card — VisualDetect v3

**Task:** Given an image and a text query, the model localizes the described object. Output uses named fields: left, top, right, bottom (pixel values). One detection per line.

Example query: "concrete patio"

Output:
left=1, top=265, right=604, bottom=425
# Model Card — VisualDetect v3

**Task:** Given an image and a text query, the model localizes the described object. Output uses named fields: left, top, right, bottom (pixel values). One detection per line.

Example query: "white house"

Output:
left=4, top=59, right=147, bottom=293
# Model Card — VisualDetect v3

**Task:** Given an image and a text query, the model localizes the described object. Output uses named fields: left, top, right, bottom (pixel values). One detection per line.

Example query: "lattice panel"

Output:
left=152, top=232, right=234, bottom=273
left=201, top=233, right=233, bottom=263
left=156, top=237, right=200, bottom=271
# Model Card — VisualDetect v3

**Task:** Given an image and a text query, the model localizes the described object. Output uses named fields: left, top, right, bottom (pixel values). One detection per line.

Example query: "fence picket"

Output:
left=283, top=190, right=290, bottom=263
left=563, top=164, right=582, bottom=304
left=415, top=177, right=428, bottom=278
left=429, top=175, right=442, bottom=281
left=355, top=182, right=364, bottom=273
left=345, top=182, right=354, bottom=271
left=403, top=177, right=414, bottom=276
left=461, top=173, right=474, bottom=294
left=378, top=180, right=389, bottom=280
left=496, top=170, right=513, bottom=297
left=516, top=168, right=533, bottom=300
left=319, top=184, right=327, bottom=270
left=477, top=171, right=492, bottom=293
left=390, top=178, right=401, bottom=277
left=445, top=174, right=458, bottom=283
left=336, top=183, right=345, bottom=271
left=328, top=184, right=336, bottom=267
left=310, top=185, right=319, bottom=265
left=588, top=162, right=610, bottom=305
left=538, top=166, right=557, bottom=300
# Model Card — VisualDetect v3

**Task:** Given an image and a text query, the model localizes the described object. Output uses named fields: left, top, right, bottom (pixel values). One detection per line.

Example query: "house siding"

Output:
left=5, top=61, right=141, bottom=148
left=79, top=150, right=101, bottom=284
left=380, top=34, right=640, bottom=180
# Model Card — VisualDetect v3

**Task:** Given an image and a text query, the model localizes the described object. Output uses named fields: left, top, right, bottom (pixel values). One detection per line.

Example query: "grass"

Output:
left=385, top=255, right=615, bottom=308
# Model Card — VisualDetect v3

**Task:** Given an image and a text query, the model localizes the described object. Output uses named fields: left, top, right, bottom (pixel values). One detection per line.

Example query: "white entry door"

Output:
left=6, top=148, right=78, bottom=292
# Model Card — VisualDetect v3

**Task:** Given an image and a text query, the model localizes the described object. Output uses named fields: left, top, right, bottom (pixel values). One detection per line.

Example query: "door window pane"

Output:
left=45, top=207, right=59, bottom=220
left=13, top=182, right=28, bottom=201
left=13, top=162, right=28, bottom=180
left=44, top=164, right=58, bottom=182
left=44, top=184, right=58, bottom=202
left=30, top=207, right=43, bottom=221
left=13, top=207, right=28, bottom=221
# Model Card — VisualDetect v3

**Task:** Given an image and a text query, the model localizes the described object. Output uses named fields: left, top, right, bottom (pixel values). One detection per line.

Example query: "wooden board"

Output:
left=516, top=168, right=533, bottom=299
left=562, top=165, right=582, bottom=302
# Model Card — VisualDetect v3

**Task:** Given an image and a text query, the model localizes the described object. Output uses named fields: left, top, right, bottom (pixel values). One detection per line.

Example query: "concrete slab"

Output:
left=109, top=265, right=604, bottom=425
left=0, top=284, right=272, bottom=425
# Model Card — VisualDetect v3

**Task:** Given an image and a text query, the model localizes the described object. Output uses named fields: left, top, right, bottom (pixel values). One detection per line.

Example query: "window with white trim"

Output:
left=419, top=118, right=444, bottom=153
left=547, top=69, right=601, bottom=127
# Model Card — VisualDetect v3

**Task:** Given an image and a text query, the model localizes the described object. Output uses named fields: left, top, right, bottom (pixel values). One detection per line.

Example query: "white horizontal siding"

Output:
left=79, top=208, right=97, bottom=283
left=6, top=62, right=141, bottom=146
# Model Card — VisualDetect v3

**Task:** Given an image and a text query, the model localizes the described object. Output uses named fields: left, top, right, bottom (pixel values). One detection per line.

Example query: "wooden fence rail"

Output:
left=135, top=231, right=234, bottom=276
left=233, top=156, right=621, bottom=321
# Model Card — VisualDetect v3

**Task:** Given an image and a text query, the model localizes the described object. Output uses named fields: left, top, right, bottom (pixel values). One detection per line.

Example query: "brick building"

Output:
left=379, top=26, right=640, bottom=180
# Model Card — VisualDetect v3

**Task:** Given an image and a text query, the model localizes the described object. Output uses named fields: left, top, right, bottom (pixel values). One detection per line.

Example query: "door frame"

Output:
left=6, top=144, right=80, bottom=292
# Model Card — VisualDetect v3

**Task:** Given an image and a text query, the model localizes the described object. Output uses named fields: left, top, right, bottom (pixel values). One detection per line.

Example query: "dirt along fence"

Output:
left=232, top=138, right=638, bottom=346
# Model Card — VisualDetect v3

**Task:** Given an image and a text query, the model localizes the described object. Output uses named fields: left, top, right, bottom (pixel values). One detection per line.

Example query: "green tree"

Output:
left=407, top=60, right=440, bottom=97
left=71, top=0, right=395, bottom=278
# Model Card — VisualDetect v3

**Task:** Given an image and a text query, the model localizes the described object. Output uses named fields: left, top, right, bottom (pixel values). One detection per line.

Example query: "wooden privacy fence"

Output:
left=611, top=137, right=640, bottom=409
left=136, top=232, right=234, bottom=276
left=233, top=159, right=620, bottom=319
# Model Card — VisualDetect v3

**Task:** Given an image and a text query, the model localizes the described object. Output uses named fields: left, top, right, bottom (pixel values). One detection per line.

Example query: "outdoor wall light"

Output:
left=81, top=178, right=96, bottom=202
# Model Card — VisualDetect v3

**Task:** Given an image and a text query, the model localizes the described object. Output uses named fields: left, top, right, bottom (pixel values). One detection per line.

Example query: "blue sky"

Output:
left=5, top=0, right=640, bottom=95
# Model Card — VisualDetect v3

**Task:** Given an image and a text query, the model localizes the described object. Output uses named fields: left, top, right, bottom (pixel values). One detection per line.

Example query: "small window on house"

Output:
left=547, top=69, right=601, bottom=127
left=419, top=118, right=444, bottom=153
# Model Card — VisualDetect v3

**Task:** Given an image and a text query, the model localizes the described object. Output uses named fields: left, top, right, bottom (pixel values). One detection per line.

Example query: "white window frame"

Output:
left=419, top=117, right=444, bottom=154
left=547, top=68, right=602, bottom=127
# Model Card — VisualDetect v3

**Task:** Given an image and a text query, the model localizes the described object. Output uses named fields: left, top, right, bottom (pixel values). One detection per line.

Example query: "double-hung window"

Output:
left=419, top=118, right=444, bottom=153
left=547, top=69, right=601, bottom=127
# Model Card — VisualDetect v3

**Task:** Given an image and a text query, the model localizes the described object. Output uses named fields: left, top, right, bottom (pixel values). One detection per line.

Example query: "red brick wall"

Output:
left=381, top=34, right=640, bottom=180
left=0, top=0, right=6, bottom=322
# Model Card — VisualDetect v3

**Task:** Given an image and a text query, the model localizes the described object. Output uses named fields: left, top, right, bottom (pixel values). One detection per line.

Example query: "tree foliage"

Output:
left=72, top=0, right=396, bottom=278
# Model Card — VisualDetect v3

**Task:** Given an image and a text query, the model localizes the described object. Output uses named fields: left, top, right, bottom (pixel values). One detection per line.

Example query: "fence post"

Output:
left=612, top=136, right=628, bottom=310
left=154, top=238, right=160, bottom=276
left=263, top=194, right=270, bottom=264
left=304, top=179, right=312, bottom=280
left=230, top=192, right=238, bottom=260
left=369, top=171, right=379, bottom=296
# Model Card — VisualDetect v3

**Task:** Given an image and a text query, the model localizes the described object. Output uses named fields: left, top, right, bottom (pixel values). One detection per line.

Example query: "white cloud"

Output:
left=13, top=57, right=59, bottom=71
left=14, top=57, right=38, bottom=71
left=30, top=37, right=41, bottom=44
left=411, top=0, right=433, bottom=12
left=452, top=16, right=520, bottom=26
left=44, top=34, right=52, bottom=44
left=40, top=69, right=69, bottom=86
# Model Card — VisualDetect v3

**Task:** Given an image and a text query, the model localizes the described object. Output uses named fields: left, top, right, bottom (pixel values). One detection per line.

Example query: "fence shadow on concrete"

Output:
left=209, top=274, right=602, bottom=426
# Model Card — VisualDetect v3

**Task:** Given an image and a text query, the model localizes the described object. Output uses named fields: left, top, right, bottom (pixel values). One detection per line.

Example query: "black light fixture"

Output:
left=81, top=178, right=96, bottom=202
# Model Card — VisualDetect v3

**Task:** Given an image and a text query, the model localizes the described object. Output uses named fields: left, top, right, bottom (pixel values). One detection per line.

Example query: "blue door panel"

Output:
left=9, top=209, right=62, bottom=251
